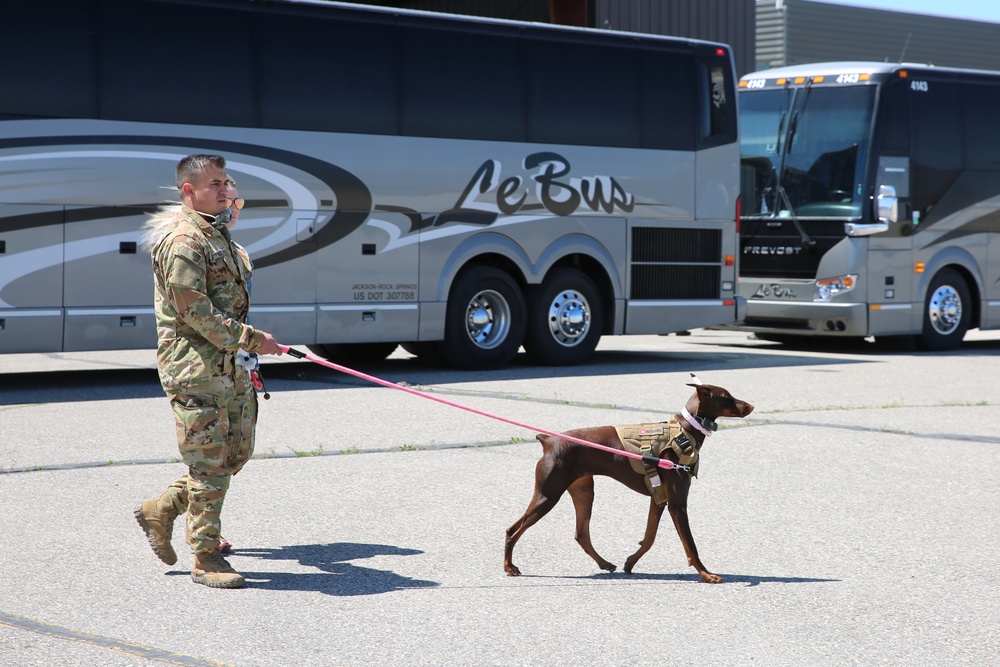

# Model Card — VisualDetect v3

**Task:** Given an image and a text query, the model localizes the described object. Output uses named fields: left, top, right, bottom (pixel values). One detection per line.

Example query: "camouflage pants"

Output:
left=161, top=373, right=257, bottom=554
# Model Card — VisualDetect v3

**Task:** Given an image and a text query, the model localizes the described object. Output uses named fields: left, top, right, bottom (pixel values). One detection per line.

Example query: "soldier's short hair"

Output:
left=176, top=154, right=227, bottom=190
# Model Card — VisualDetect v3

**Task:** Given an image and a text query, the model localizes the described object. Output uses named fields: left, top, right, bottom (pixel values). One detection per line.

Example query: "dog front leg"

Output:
left=624, top=498, right=665, bottom=573
left=667, top=502, right=722, bottom=583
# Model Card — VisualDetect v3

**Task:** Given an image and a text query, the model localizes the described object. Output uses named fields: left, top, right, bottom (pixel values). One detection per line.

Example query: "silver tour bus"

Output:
left=0, top=0, right=743, bottom=369
left=734, top=61, right=1000, bottom=350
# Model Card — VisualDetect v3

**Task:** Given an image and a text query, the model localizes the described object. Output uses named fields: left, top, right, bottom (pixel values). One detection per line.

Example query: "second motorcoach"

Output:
left=732, top=61, right=1000, bottom=350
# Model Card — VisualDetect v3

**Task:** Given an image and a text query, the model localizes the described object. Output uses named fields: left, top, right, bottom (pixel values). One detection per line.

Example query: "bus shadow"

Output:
left=3, top=333, right=998, bottom=405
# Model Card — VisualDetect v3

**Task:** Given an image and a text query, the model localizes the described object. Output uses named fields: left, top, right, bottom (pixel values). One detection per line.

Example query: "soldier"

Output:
left=134, top=154, right=282, bottom=589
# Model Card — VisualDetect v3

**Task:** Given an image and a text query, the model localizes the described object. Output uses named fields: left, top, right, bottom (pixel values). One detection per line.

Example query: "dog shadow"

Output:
left=522, top=571, right=839, bottom=587
left=181, top=542, right=440, bottom=596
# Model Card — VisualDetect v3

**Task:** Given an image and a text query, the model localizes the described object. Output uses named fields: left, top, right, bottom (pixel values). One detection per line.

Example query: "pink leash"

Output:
left=278, top=345, right=687, bottom=471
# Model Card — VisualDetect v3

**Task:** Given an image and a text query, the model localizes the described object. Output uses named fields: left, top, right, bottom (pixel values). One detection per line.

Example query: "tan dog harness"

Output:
left=615, top=417, right=699, bottom=506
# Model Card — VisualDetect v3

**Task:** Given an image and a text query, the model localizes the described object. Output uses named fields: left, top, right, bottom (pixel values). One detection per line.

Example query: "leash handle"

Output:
left=277, top=345, right=685, bottom=471
left=283, top=346, right=307, bottom=359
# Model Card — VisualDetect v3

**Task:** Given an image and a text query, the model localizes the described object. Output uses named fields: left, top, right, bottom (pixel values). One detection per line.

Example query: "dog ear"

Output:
left=688, top=373, right=704, bottom=386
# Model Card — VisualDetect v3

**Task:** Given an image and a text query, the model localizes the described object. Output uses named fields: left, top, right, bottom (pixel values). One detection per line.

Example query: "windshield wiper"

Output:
left=776, top=184, right=816, bottom=247
left=772, top=86, right=815, bottom=248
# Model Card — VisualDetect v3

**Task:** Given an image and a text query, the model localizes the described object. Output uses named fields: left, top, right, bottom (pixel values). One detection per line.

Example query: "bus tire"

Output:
left=440, top=266, right=526, bottom=370
left=523, top=268, right=603, bottom=366
left=306, top=342, right=398, bottom=364
left=916, top=268, right=970, bottom=351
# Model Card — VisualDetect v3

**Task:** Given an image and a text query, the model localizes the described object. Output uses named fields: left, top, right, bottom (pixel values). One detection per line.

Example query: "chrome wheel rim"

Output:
left=546, top=289, right=591, bottom=347
left=928, top=284, right=962, bottom=335
left=465, top=289, right=511, bottom=349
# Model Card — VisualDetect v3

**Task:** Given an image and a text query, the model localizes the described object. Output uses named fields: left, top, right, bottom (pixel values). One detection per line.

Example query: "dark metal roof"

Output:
left=595, top=0, right=756, bottom=76
left=756, top=0, right=1000, bottom=71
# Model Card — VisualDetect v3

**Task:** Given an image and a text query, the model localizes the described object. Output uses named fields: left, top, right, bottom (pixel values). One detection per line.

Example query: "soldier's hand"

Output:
left=257, top=332, right=283, bottom=356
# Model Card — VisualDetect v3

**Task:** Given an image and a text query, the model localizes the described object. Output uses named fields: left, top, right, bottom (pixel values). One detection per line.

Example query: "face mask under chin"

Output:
left=197, top=207, right=233, bottom=227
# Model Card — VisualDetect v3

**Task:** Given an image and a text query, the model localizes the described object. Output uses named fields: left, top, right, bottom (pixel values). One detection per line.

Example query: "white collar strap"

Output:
left=682, top=407, right=716, bottom=437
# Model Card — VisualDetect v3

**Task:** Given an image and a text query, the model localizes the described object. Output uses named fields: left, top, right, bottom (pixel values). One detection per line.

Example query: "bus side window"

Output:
left=102, top=1, right=254, bottom=127
left=640, top=49, right=696, bottom=151
left=400, top=24, right=524, bottom=142
left=909, top=80, right=962, bottom=224
left=259, top=9, right=397, bottom=135
left=876, top=79, right=911, bottom=223
left=878, top=79, right=910, bottom=155
left=697, top=60, right=737, bottom=148
left=524, top=36, right=641, bottom=148
left=1, top=1, right=96, bottom=119
left=962, top=83, right=1000, bottom=172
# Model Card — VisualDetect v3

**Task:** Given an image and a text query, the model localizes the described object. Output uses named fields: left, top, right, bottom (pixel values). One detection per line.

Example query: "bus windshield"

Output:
left=741, top=85, right=875, bottom=219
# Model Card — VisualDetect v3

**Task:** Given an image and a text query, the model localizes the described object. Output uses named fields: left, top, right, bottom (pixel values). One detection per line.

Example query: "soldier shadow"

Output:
left=232, top=542, right=439, bottom=596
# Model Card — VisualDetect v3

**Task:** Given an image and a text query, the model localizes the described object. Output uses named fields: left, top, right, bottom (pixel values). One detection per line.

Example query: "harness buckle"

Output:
left=675, top=432, right=694, bottom=455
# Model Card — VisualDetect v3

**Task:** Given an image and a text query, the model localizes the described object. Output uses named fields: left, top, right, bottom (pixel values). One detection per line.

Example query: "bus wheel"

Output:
left=523, top=268, right=603, bottom=366
left=307, top=342, right=398, bottom=364
left=440, top=266, right=525, bottom=370
left=916, top=269, right=971, bottom=351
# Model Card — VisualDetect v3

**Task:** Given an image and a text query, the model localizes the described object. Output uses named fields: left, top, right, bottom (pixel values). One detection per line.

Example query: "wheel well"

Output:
left=454, top=253, right=526, bottom=291
left=934, top=264, right=980, bottom=329
left=546, top=254, right=615, bottom=335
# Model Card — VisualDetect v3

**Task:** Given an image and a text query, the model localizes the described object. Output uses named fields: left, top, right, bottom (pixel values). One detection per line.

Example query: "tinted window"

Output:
left=0, top=2, right=96, bottom=118
left=640, top=49, right=696, bottom=151
left=524, top=37, right=640, bottom=148
left=909, top=79, right=962, bottom=220
left=260, top=10, right=397, bottom=135
left=400, top=24, right=524, bottom=141
left=877, top=79, right=910, bottom=155
left=100, top=1, right=255, bottom=126
left=963, top=82, right=1000, bottom=170
left=697, top=60, right=737, bottom=147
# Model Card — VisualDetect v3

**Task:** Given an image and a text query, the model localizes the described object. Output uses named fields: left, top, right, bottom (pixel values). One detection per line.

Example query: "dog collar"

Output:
left=682, top=407, right=717, bottom=437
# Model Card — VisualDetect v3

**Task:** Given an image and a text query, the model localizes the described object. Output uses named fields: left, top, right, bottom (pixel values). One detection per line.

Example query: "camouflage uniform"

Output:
left=150, top=205, right=266, bottom=555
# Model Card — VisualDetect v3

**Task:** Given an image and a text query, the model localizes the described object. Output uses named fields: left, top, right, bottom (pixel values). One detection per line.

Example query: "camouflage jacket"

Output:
left=151, top=206, right=265, bottom=393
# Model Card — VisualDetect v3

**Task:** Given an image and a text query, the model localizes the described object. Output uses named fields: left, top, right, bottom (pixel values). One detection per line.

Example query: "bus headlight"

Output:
left=814, top=274, right=857, bottom=302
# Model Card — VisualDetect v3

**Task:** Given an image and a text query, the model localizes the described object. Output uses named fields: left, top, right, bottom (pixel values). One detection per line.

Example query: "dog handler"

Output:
left=134, top=154, right=282, bottom=589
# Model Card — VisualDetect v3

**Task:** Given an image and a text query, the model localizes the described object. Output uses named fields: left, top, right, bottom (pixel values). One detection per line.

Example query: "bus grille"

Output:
left=630, top=227, right=721, bottom=299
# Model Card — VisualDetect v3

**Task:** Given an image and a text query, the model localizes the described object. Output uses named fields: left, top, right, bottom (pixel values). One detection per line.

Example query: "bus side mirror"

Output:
left=877, top=184, right=898, bottom=224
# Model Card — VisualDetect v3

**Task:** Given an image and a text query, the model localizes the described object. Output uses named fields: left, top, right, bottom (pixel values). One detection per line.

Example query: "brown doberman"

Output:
left=503, top=378, right=753, bottom=582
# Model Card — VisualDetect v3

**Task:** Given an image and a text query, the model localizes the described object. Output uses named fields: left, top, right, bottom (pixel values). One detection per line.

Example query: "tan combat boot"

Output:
left=191, top=552, right=246, bottom=589
left=133, top=493, right=179, bottom=565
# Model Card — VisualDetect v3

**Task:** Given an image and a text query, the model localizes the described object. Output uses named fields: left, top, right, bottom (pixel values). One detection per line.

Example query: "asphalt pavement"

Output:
left=1, top=329, right=998, bottom=666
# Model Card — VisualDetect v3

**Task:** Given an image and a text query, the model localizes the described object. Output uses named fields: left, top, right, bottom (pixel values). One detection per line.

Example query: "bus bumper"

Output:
left=721, top=299, right=870, bottom=337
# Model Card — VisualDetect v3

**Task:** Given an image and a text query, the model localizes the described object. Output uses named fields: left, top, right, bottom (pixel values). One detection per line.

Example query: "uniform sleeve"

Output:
left=161, top=236, right=262, bottom=352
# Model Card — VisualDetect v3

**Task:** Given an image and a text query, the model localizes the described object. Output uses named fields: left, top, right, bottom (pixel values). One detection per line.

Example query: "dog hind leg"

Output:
left=567, top=476, right=616, bottom=573
left=504, top=487, right=566, bottom=576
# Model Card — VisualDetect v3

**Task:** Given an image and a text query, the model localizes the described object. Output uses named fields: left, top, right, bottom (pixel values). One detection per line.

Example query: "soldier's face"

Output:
left=185, top=166, right=232, bottom=215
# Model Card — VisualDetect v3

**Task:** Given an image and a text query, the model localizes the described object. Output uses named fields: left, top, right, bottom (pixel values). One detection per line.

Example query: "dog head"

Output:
left=685, top=376, right=754, bottom=420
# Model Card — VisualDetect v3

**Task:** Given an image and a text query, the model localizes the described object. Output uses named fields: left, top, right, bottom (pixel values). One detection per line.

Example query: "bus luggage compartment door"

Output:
left=0, top=204, right=64, bottom=353
left=62, top=206, right=155, bottom=351
left=315, top=211, right=419, bottom=344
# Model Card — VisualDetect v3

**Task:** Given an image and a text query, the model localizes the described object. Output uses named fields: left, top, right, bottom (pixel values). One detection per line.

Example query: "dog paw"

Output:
left=505, top=566, right=522, bottom=577
left=700, top=572, right=723, bottom=584
left=600, top=563, right=617, bottom=573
